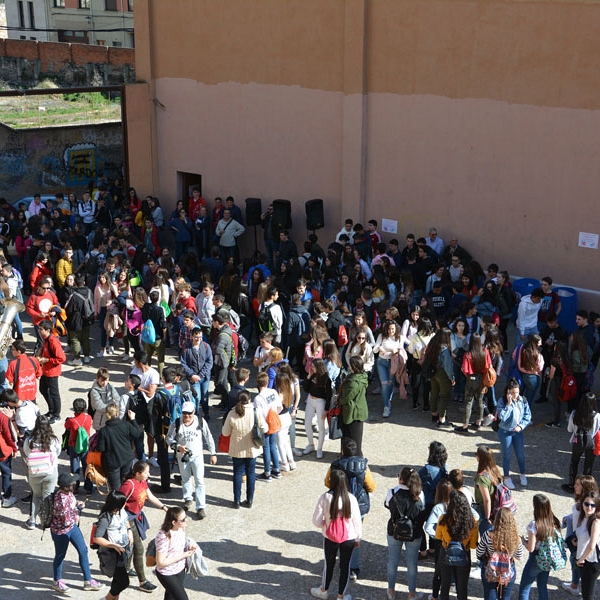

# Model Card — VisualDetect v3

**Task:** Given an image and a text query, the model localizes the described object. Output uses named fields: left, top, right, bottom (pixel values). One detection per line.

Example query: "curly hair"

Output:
left=427, top=441, right=448, bottom=468
left=29, top=414, right=58, bottom=452
left=440, top=490, right=475, bottom=541
left=492, top=508, right=520, bottom=555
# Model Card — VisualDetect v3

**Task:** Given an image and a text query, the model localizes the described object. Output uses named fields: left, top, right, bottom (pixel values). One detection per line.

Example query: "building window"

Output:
left=53, top=0, right=65, bottom=7
left=128, top=0, right=134, bottom=11
left=112, top=41, right=122, bottom=47
left=28, top=2, right=35, bottom=29
left=96, top=39, right=106, bottom=46
left=18, top=1, right=24, bottom=28
left=78, top=0, right=91, bottom=8
left=105, top=0, right=118, bottom=10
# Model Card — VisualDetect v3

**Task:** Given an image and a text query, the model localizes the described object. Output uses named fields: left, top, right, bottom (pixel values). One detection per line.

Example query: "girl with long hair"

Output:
left=311, top=469, right=362, bottom=600
left=94, top=270, right=118, bottom=357
left=302, top=358, right=333, bottom=459
left=564, top=393, right=600, bottom=492
left=345, top=325, right=375, bottom=374
left=424, top=328, right=455, bottom=426
left=407, top=317, right=435, bottom=412
left=515, top=334, right=544, bottom=406
left=546, top=340, right=571, bottom=427
left=483, top=326, right=504, bottom=423
left=118, top=461, right=167, bottom=593
left=518, top=494, right=562, bottom=600
left=304, top=324, right=328, bottom=376
left=418, top=442, right=449, bottom=559
left=455, top=333, right=491, bottom=433
left=575, top=490, right=600, bottom=600
left=277, top=362, right=302, bottom=458
left=474, top=445, right=503, bottom=531
left=222, top=390, right=268, bottom=508
left=349, top=310, right=375, bottom=346
left=323, top=338, right=342, bottom=385
left=275, top=371, right=296, bottom=472
left=92, top=490, right=132, bottom=600
left=155, top=506, right=197, bottom=600
left=476, top=507, right=523, bottom=600
left=571, top=329, right=592, bottom=405
left=435, top=491, right=478, bottom=600
left=450, top=317, right=469, bottom=403
left=22, top=414, right=60, bottom=530
left=496, top=379, right=532, bottom=491
left=374, top=320, right=408, bottom=418
left=385, top=467, right=426, bottom=600
left=563, top=475, right=599, bottom=596
left=424, top=479, right=453, bottom=600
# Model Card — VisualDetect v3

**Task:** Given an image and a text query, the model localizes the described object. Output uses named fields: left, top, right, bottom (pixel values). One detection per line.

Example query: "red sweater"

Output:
left=40, top=334, right=66, bottom=377
left=26, top=290, right=60, bottom=325
left=6, top=354, right=42, bottom=401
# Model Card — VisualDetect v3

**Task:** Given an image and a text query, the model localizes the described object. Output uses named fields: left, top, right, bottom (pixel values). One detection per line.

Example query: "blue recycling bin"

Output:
left=512, top=278, right=541, bottom=321
left=555, top=286, right=578, bottom=333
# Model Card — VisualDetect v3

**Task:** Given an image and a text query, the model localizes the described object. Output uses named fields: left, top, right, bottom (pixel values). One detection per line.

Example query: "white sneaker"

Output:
left=280, top=463, right=290, bottom=472
left=2, top=496, right=17, bottom=508
left=562, top=582, right=580, bottom=596
left=503, top=477, right=515, bottom=490
left=520, top=474, right=528, bottom=486
left=96, top=350, right=105, bottom=358
left=482, top=414, right=495, bottom=427
left=383, top=406, right=391, bottom=418
left=292, top=448, right=303, bottom=457
left=289, top=461, right=297, bottom=470
left=83, top=356, right=92, bottom=364
left=108, top=346, right=115, bottom=355
left=148, top=457, right=159, bottom=468
left=302, top=445, right=315, bottom=455
left=316, top=450, right=323, bottom=459
left=310, top=587, right=328, bottom=600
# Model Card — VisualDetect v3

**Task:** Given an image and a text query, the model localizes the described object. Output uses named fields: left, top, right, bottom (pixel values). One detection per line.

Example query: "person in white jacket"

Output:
left=517, top=287, right=543, bottom=341
left=166, top=401, right=216, bottom=520
left=215, top=209, right=245, bottom=262
left=311, top=469, right=362, bottom=600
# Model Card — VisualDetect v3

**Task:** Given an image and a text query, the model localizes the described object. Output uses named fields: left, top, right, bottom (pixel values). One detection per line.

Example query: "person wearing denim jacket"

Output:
left=497, top=378, right=532, bottom=490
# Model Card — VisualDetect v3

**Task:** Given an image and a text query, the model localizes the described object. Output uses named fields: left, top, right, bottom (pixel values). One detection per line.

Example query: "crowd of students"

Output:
left=0, top=186, right=599, bottom=598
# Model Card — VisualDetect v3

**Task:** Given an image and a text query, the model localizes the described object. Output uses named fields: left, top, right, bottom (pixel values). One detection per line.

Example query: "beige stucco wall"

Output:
left=127, top=0, right=600, bottom=305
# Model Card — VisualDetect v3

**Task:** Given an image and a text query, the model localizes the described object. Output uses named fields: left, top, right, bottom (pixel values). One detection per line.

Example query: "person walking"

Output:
left=337, top=356, right=369, bottom=456
left=36, top=319, right=66, bottom=424
left=311, top=469, right=362, bottom=600
left=221, top=390, right=268, bottom=508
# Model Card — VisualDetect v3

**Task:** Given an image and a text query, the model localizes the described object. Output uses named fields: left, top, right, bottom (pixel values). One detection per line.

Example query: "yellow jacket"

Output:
left=55, top=258, right=73, bottom=288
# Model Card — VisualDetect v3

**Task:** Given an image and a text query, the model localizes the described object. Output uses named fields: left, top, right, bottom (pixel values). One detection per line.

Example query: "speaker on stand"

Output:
left=272, top=199, right=292, bottom=234
left=245, top=197, right=262, bottom=262
left=305, top=199, right=324, bottom=232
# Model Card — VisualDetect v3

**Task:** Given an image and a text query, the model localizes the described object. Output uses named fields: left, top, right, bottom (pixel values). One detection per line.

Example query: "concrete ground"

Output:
left=0, top=316, right=593, bottom=599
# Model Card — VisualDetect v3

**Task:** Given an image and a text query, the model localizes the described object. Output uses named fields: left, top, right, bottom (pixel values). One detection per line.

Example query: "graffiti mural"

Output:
left=0, top=123, right=123, bottom=198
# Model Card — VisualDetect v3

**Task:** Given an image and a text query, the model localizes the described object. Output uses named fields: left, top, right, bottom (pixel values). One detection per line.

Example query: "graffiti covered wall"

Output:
left=0, top=122, right=123, bottom=199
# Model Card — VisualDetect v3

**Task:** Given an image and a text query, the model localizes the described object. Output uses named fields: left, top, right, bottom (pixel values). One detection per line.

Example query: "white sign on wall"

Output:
left=579, top=232, right=599, bottom=249
left=381, top=218, right=398, bottom=234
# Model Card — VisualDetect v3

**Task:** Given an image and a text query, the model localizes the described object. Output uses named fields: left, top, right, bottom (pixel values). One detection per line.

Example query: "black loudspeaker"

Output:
left=272, top=199, right=292, bottom=232
left=245, top=197, right=262, bottom=227
left=305, top=199, right=324, bottom=230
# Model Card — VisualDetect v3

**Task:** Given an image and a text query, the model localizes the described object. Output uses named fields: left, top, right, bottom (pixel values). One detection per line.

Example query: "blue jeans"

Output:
left=232, top=457, right=256, bottom=503
left=387, top=534, right=421, bottom=592
left=498, top=428, right=526, bottom=476
left=263, top=432, right=280, bottom=474
left=0, top=456, right=13, bottom=498
left=377, top=358, right=393, bottom=408
left=481, top=561, right=516, bottom=600
left=520, top=373, right=540, bottom=406
left=52, top=524, right=93, bottom=581
left=68, top=447, right=93, bottom=494
left=518, top=553, right=549, bottom=600
left=179, top=454, right=206, bottom=510
left=190, top=379, right=210, bottom=416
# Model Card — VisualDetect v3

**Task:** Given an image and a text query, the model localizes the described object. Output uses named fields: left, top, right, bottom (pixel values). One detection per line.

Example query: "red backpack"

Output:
left=557, top=370, right=577, bottom=403
left=337, top=324, right=348, bottom=347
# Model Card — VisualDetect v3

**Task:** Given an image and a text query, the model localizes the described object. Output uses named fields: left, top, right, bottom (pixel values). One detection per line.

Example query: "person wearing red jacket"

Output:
left=29, top=250, right=53, bottom=291
left=188, top=188, right=206, bottom=221
left=6, top=339, right=42, bottom=402
left=26, top=276, right=61, bottom=344
left=37, top=320, right=66, bottom=424
left=0, top=397, right=18, bottom=508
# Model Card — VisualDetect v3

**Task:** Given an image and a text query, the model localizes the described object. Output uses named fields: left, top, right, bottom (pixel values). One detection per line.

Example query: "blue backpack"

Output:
left=141, top=319, right=156, bottom=344
left=506, top=345, right=523, bottom=386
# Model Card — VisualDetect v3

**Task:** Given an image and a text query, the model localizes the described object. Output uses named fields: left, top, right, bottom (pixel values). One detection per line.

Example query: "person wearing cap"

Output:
left=49, top=472, right=103, bottom=593
left=166, top=401, right=216, bottom=521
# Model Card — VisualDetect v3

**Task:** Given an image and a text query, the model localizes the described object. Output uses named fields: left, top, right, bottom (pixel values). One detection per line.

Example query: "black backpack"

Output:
left=391, top=490, right=416, bottom=541
left=258, top=303, right=275, bottom=333
left=574, top=427, right=594, bottom=451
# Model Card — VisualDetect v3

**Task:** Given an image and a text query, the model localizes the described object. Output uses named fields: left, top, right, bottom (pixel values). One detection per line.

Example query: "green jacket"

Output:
left=338, top=372, right=369, bottom=424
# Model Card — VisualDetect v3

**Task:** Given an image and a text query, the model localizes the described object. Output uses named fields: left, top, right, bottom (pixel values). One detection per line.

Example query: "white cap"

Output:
left=181, top=401, right=196, bottom=414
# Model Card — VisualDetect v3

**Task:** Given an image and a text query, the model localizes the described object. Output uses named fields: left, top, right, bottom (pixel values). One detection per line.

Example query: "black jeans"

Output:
left=106, top=464, right=130, bottom=493
left=156, top=567, right=188, bottom=600
left=569, top=444, right=596, bottom=486
left=581, top=560, right=600, bottom=600
left=322, top=537, right=355, bottom=597
left=40, top=375, right=61, bottom=417
left=439, top=560, right=470, bottom=600
left=110, top=564, right=130, bottom=597
left=341, top=420, right=364, bottom=456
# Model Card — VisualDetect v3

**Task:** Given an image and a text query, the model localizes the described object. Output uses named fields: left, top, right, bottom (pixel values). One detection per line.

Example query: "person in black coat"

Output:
left=65, top=273, right=94, bottom=365
left=97, top=403, right=143, bottom=492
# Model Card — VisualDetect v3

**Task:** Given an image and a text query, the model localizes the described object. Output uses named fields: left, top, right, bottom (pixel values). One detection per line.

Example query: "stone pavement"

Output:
left=0, top=320, right=593, bottom=599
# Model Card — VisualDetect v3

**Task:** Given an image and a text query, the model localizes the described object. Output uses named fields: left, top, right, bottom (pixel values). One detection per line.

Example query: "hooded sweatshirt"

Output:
left=517, top=295, right=541, bottom=336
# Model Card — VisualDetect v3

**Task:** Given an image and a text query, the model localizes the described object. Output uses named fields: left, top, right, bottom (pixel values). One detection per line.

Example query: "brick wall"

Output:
left=0, top=39, right=135, bottom=87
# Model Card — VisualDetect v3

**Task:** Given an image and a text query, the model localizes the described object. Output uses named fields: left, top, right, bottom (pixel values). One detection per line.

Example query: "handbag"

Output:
left=218, top=434, right=230, bottom=453
left=251, top=408, right=265, bottom=448
left=265, top=408, right=281, bottom=434
left=327, top=405, right=344, bottom=440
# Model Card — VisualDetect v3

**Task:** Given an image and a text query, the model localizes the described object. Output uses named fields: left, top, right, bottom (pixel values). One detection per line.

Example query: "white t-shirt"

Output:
left=131, top=366, right=160, bottom=402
